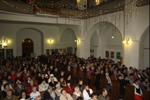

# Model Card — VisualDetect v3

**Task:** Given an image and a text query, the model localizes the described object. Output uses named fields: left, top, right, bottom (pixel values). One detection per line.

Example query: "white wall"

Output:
left=0, top=22, right=79, bottom=56
left=144, top=32, right=149, bottom=69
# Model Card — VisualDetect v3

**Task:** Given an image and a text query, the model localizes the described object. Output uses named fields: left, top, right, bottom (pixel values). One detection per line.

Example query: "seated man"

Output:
left=98, top=88, right=110, bottom=100
left=4, top=89, right=16, bottom=100
left=30, top=86, right=41, bottom=100
left=39, top=79, right=49, bottom=92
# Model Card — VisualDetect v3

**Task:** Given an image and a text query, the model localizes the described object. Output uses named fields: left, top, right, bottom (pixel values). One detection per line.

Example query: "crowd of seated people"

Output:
left=0, top=53, right=149, bottom=100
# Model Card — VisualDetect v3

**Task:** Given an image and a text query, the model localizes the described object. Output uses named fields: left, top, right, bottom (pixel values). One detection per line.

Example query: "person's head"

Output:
left=54, top=67, right=58, bottom=72
left=21, top=90, right=27, bottom=97
left=7, top=75, right=11, bottom=79
left=27, top=76, right=31, bottom=81
left=118, top=75, right=123, bottom=80
left=85, top=84, right=89, bottom=90
left=17, top=83, right=23, bottom=88
left=91, top=93, right=97, bottom=100
left=60, top=77, right=64, bottom=82
left=41, top=80, right=46, bottom=84
left=56, top=84, right=61, bottom=89
left=79, top=79, right=83, bottom=85
left=35, top=96, right=41, bottom=100
left=129, top=73, right=134, bottom=78
left=102, top=88, right=108, bottom=97
left=30, top=80, right=34, bottom=86
left=50, top=91, right=56, bottom=99
left=74, top=86, right=80, bottom=93
left=6, top=89, right=13, bottom=98
left=32, top=86, right=37, bottom=92
left=41, top=73, right=45, bottom=78
left=47, top=86, right=52, bottom=93
left=61, top=89, right=66, bottom=96
left=4, top=83, right=10, bottom=90
left=66, top=81, right=71, bottom=86
left=134, top=78, right=140, bottom=85
left=60, top=71, right=64, bottom=76
left=144, top=77, right=149, bottom=82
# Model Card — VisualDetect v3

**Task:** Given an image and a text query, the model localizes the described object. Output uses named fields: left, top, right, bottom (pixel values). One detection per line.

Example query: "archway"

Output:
left=90, top=31, right=99, bottom=57
left=139, top=27, right=149, bottom=69
left=16, top=28, right=43, bottom=56
left=84, top=21, right=122, bottom=60
left=59, top=28, right=77, bottom=54
left=22, top=38, right=34, bottom=57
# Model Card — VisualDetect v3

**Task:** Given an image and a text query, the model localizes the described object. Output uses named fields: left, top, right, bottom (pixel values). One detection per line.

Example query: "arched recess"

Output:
left=59, top=28, right=77, bottom=54
left=90, top=31, right=99, bottom=57
left=84, top=21, right=123, bottom=60
left=139, top=26, right=149, bottom=69
left=16, top=28, right=44, bottom=56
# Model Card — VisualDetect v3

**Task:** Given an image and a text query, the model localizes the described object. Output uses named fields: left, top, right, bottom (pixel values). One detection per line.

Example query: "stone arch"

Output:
left=84, top=21, right=123, bottom=59
left=16, top=28, right=44, bottom=56
left=139, top=26, right=149, bottom=69
left=59, top=28, right=77, bottom=54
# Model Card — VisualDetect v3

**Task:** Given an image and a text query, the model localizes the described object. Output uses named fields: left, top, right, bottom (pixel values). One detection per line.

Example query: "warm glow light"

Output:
left=75, top=39, right=79, bottom=43
left=77, top=0, right=80, bottom=3
left=122, top=38, right=130, bottom=44
left=47, top=39, right=54, bottom=43
left=112, top=36, right=114, bottom=38
left=2, top=42, right=7, bottom=46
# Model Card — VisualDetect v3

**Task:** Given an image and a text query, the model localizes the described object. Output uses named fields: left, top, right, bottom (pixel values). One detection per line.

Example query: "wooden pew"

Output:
left=91, top=73, right=96, bottom=85
left=143, top=90, right=150, bottom=100
left=124, top=84, right=134, bottom=100
left=40, top=91, right=46, bottom=99
left=100, top=76, right=107, bottom=93
left=111, top=80, right=120, bottom=100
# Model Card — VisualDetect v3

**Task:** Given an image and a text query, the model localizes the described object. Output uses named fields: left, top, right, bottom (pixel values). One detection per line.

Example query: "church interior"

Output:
left=0, top=0, right=149, bottom=100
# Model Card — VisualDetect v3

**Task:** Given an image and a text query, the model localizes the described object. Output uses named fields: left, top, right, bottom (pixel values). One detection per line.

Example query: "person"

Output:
left=98, top=88, right=110, bottom=100
left=2, top=83, right=11, bottom=99
left=30, top=86, right=41, bottom=100
left=35, top=96, right=42, bottom=100
left=26, top=80, right=38, bottom=94
left=59, top=89, right=73, bottom=100
left=83, top=84, right=93, bottom=100
left=105, top=72, right=112, bottom=93
left=43, top=86, right=53, bottom=100
left=38, top=79, right=49, bottom=92
left=72, top=86, right=82, bottom=100
left=133, top=79, right=143, bottom=100
left=50, top=91, right=60, bottom=100
left=15, top=83, right=25, bottom=96
left=64, top=81, right=74, bottom=95
left=90, top=93, right=98, bottom=100
left=4, top=89, right=17, bottom=100
left=55, top=84, right=62, bottom=97
left=58, top=77, right=66, bottom=88
left=18, top=90, right=30, bottom=100
left=77, top=79, right=84, bottom=92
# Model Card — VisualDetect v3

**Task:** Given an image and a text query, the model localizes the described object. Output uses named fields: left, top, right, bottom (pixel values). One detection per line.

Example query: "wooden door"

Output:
left=22, top=38, right=33, bottom=57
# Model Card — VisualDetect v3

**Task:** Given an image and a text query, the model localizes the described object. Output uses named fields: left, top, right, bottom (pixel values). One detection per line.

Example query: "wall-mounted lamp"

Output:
left=0, top=36, right=7, bottom=48
left=122, top=38, right=130, bottom=44
left=95, top=0, right=98, bottom=3
left=47, top=39, right=54, bottom=43
left=75, top=39, right=79, bottom=43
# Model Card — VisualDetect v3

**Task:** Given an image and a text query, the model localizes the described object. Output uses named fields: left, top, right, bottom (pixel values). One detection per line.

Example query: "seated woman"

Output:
left=55, top=84, right=62, bottom=97
left=72, top=86, right=82, bottom=100
left=64, top=81, right=74, bottom=96
left=60, top=89, right=73, bottom=100
left=26, top=80, right=38, bottom=94
left=2, top=83, right=12, bottom=99
left=58, top=77, right=66, bottom=88
left=77, top=79, right=84, bottom=92
left=18, top=90, right=30, bottom=100
left=83, top=84, right=93, bottom=100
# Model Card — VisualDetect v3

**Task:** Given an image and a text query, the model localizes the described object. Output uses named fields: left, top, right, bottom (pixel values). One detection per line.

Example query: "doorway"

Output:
left=22, top=38, right=34, bottom=57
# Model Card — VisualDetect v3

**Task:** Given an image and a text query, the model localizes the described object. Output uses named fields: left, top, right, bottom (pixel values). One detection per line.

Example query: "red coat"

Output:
left=64, top=86, right=74, bottom=96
